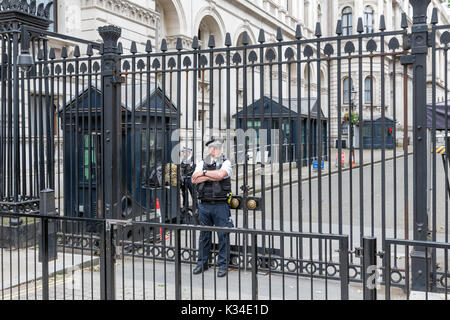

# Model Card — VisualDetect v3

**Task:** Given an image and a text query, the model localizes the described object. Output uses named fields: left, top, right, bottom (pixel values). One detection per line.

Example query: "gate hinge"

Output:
left=400, top=55, right=415, bottom=65
left=403, top=33, right=412, bottom=51
left=106, top=219, right=132, bottom=230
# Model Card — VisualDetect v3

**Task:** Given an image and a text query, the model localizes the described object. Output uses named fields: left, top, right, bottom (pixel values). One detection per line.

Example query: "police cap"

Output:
left=205, top=137, right=224, bottom=148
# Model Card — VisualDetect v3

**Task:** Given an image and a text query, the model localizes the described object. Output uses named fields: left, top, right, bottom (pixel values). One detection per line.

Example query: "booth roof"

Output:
left=60, top=82, right=178, bottom=114
left=427, top=102, right=450, bottom=130
left=234, top=96, right=326, bottom=119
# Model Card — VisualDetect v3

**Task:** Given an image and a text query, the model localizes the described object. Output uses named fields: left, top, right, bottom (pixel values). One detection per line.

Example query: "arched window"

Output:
left=343, top=77, right=353, bottom=104
left=197, top=16, right=223, bottom=50
left=365, top=77, right=373, bottom=104
left=364, top=6, right=374, bottom=33
left=342, top=7, right=352, bottom=36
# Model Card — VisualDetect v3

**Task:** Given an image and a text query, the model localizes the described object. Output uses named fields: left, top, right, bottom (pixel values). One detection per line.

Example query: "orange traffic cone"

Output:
left=156, top=199, right=170, bottom=241
left=156, top=198, right=162, bottom=222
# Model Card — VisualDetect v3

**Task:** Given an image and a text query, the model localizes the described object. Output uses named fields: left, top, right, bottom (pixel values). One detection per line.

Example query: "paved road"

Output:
left=235, top=155, right=449, bottom=245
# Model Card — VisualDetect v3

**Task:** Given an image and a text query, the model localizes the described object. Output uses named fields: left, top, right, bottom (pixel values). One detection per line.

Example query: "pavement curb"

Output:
left=3, top=255, right=100, bottom=291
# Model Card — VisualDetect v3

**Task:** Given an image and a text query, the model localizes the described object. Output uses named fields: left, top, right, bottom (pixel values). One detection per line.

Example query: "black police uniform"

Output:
left=194, top=141, right=234, bottom=276
left=180, top=150, right=195, bottom=207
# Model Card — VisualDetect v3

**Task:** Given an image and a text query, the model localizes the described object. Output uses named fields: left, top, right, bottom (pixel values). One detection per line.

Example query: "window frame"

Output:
left=343, top=77, right=353, bottom=104
left=364, top=76, right=373, bottom=104
left=38, top=0, right=58, bottom=32
left=364, top=6, right=374, bottom=34
left=342, top=7, right=353, bottom=36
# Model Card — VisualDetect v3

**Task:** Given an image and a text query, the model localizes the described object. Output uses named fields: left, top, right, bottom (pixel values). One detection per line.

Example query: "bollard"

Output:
left=363, top=237, right=377, bottom=300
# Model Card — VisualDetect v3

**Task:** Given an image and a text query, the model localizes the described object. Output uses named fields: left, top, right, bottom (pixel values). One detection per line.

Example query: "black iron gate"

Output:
left=0, top=0, right=450, bottom=300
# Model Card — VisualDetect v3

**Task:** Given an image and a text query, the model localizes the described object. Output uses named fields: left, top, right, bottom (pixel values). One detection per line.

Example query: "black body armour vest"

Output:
left=197, top=156, right=232, bottom=201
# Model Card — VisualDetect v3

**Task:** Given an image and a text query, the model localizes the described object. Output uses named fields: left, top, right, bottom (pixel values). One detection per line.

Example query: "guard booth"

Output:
left=355, top=117, right=396, bottom=149
left=233, top=96, right=328, bottom=166
left=59, top=83, right=179, bottom=233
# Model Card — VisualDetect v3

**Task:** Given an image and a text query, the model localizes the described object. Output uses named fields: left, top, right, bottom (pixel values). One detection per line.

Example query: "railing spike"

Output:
left=357, top=17, right=364, bottom=33
left=258, top=29, right=265, bottom=43
left=315, top=22, right=322, bottom=37
left=161, top=39, right=168, bottom=52
left=225, top=33, right=232, bottom=47
left=49, top=48, right=56, bottom=60
left=336, top=20, right=342, bottom=35
left=208, top=34, right=215, bottom=48
left=61, top=46, right=68, bottom=59
left=295, top=24, right=302, bottom=40
left=276, top=27, right=283, bottom=42
left=130, top=41, right=137, bottom=54
left=176, top=38, right=183, bottom=51
left=146, top=40, right=153, bottom=53
left=242, top=31, right=249, bottom=46
left=431, top=7, right=438, bottom=25
left=401, top=12, right=408, bottom=29
left=379, top=14, right=386, bottom=31
left=74, top=45, right=80, bottom=58
left=192, top=36, right=199, bottom=49
left=86, top=44, right=93, bottom=56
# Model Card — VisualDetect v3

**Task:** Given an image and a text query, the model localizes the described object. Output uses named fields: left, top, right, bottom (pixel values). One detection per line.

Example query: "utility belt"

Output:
left=199, top=200, right=228, bottom=205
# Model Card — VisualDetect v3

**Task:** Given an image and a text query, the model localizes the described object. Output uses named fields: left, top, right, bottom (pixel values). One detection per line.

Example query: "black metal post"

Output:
left=385, top=243, right=392, bottom=300
left=339, top=236, right=349, bottom=300
left=100, top=220, right=116, bottom=300
left=39, top=189, right=56, bottom=300
left=350, top=100, right=355, bottom=164
left=251, top=233, right=258, bottom=300
left=98, top=25, right=122, bottom=300
left=362, top=237, right=377, bottom=300
left=409, top=0, right=431, bottom=292
left=175, top=228, right=182, bottom=300
left=98, top=25, right=122, bottom=220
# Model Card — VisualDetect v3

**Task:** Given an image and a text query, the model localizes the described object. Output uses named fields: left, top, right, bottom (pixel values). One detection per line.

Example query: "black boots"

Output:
left=217, top=269, right=227, bottom=278
left=193, top=264, right=209, bottom=275
left=193, top=264, right=227, bottom=277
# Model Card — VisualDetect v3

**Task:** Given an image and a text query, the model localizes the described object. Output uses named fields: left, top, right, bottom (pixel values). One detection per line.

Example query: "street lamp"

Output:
left=17, top=52, right=34, bottom=72
left=18, top=28, right=35, bottom=73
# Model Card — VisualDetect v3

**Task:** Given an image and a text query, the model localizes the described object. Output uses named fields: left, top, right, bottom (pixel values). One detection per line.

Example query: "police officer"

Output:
left=191, top=137, right=233, bottom=278
left=180, top=146, right=195, bottom=207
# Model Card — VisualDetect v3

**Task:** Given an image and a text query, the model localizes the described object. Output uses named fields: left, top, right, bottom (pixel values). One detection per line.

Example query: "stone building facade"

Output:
left=46, top=0, right=450, bottom=143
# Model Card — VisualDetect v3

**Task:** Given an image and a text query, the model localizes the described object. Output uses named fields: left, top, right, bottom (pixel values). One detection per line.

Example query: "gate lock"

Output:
left=350, top=247, right=385, bottom=259
left=353, top=247, right=364, bottom=258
